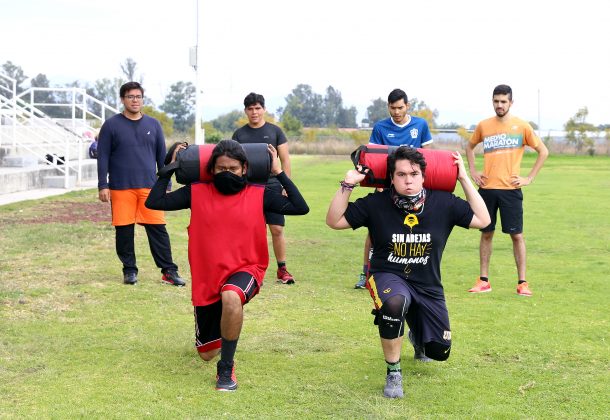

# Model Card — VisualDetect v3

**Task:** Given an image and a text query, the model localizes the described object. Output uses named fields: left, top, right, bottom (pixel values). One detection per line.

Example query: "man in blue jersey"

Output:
left=97, top=82, right=184, bottom=287
left=369, top=89, right=433, bottom=147
left=355, top=89, right=434, bottom=289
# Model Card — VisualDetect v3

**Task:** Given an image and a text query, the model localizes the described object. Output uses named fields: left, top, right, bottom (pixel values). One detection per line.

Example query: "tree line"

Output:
left=0, top=59, right=195, bottom=134
left=0, top=59, right=438, bottom=133
left=1, top=59, right=608, bottom=154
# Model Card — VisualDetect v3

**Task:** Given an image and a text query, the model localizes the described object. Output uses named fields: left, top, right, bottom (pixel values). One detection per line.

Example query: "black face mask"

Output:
left=213, top=171, right=246, bottom=195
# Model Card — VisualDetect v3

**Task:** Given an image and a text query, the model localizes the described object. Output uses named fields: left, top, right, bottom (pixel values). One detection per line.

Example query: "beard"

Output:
left=495, top=107, right=509, bottom=117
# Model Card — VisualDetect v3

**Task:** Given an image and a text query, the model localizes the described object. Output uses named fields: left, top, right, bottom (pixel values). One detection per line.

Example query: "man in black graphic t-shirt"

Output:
left=233, top=92, right=296, bottom=285
left=327, top=147, right=490, bottom=399
left=345, top=187, right=472, bottom=297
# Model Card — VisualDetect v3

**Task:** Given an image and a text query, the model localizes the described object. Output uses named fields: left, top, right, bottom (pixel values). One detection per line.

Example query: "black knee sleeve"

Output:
left=424, top=341, right=451, bottom=361
left=377, top=295, right=408, bottom=339
left=378, top=313, right=404, bottom=339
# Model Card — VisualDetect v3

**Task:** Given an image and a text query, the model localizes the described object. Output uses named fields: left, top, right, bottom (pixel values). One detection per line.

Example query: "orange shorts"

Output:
left=110, top=188, right=166, bottom=226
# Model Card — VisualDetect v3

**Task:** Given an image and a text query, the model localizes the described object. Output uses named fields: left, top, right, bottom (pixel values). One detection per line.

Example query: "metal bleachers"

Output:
left=0, top=72, right=118, bottom=191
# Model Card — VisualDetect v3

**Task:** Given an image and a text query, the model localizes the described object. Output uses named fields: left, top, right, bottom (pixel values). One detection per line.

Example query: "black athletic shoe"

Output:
left=162, top=270, right=186, bottom=287
left=354, top=273, right=367, bottom=289
left=408, top=330, right=433, bottom=362
left=123, top=273, right=137, bottom=285
left=216, top=360, right=237, bottom=391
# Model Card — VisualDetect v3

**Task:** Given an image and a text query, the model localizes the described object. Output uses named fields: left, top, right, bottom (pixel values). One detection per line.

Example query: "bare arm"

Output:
left=510, top=141, right=549, bottom=187
left=528, top=141, right=549, bottom=179
left=326, top=167, right=367, bottom=230
left=277, top=143, right=291, bottom=178
left=466, top=141, right=486, bottom=187
left=454, top=152, right=490, bottom=229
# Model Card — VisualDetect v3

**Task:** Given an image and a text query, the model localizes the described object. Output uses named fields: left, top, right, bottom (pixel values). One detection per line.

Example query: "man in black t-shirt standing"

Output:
left=233, top=93, right=295, bottom=284
left=326, top=147, right=490, bottom=399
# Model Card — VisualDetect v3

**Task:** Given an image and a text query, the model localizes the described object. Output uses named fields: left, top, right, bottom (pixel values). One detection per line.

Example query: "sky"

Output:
left=1, top=0, right=609, bottom=131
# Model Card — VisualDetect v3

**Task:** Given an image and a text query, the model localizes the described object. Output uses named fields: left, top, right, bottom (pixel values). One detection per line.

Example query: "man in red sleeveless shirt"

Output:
left=146, top=140, right=308, bottom=391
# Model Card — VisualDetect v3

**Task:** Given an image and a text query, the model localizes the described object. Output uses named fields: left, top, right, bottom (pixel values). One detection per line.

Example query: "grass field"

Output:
left=1, top=154, right=608, bottom=419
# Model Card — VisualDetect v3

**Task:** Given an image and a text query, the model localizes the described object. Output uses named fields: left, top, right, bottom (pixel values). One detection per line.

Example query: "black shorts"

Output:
left=194, top=271, right=260, bottom=353
left=264, top=178, right=285, bottom=226
left=367, top=272, right=451, bottom=348
left=479, top=188, right=523, bottom=234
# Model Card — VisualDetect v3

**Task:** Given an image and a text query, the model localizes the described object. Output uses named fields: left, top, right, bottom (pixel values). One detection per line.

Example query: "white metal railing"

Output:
left=0, top=73, right=17, bottom=149
left=1, top=82, right=119, bottom=188
left=17, top=87, right=119, bottom=132
left=0, top=92, right=81, bottom=187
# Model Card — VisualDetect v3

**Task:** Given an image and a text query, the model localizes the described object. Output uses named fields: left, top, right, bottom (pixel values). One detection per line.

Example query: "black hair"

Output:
left=120, top=81, right=144, bottom=98
left=388, top=88, right=408, bottom=105
left=493, top=84, right=512, bottom=101
left=206, top=139, right=248, bottom=174
left=244, top=92, right=265, bottom=109
left=388, top=146, right=427, bottom=178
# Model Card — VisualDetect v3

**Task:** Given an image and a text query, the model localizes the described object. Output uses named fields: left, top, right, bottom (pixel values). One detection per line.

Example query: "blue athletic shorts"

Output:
left=368, top=272, right=451, bottom=348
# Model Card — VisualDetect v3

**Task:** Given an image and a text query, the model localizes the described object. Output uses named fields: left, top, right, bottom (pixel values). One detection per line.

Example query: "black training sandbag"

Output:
left=159, top=143, right=271, bottom=185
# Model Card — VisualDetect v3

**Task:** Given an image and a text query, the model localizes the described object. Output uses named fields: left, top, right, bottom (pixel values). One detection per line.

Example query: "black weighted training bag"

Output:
left=158, top=143, right=271, bottom=185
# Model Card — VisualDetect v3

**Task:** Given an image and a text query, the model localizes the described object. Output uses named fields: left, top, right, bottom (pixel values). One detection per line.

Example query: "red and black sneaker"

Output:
left=162, top=270, right=186, bottom=287
left=277, top=266, right=295, bottom=285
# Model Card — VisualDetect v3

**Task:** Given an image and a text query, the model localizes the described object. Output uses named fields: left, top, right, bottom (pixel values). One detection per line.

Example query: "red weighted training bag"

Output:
left=159, top=143, right=271, bottom=185
left=350, top=144, right=458, bottom=192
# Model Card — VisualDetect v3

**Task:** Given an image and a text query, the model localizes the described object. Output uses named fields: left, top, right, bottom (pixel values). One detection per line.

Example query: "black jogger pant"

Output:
left=115, top=223, right=178, bottom=275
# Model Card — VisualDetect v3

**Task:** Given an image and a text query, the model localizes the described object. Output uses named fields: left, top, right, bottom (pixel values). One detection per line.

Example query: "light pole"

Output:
left=191, top=0, right=205, bottom=144
left=537, top=88, right=541, bottom=138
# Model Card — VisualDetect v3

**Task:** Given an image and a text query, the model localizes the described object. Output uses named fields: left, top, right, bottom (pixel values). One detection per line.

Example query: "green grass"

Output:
left=1, top=154, right=608, bottom=419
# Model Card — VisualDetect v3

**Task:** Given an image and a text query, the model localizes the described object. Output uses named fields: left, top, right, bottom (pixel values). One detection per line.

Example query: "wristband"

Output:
left=340, top=181, right=356, bottom=193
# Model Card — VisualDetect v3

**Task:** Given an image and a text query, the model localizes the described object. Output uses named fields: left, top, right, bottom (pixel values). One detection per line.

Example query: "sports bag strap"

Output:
left=350, top=145, right=372, bottom=172
left=352, top=145, right=385, bottom=185
left=350, top=146, right=362, bottom=167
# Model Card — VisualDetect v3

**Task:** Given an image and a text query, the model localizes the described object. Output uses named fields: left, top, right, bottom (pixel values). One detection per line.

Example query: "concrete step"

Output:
left=2, top=155, right=39, bottom=167
left=43, top=175, right=77, bottom=188
left=0, top=159, right=98, bottom=194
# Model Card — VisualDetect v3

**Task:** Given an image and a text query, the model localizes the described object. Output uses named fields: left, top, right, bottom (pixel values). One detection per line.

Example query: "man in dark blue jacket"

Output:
left=97, top=82, right=184, bottom=286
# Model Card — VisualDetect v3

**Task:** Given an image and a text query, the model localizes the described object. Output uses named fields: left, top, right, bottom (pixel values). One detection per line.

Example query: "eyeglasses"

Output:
left=124, top=95, right=143, bottom=100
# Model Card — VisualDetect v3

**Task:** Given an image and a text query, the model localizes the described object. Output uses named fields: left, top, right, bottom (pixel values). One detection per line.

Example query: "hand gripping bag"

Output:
left=158, top=143, right=271, bottom=184
left=350, top=144, right=458, bottom=192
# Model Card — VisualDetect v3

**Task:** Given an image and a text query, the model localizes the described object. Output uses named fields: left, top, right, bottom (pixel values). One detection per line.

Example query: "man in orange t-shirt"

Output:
left=466, top=84, right=548, bottom=296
